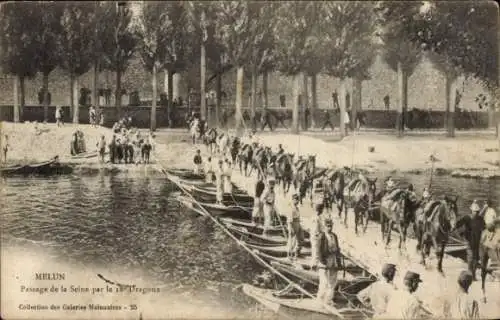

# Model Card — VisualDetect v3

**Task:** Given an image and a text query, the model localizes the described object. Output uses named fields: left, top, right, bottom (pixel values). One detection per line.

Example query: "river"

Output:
left=1, top=169, right=498, bottom=318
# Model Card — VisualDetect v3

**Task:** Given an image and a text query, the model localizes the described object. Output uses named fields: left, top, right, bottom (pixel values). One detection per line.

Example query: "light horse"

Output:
left=273, top=153, right=295, bottom=195
left=414, top=196, right=458, bottom=273
left=344, top=175, right=378, bottom=234
left=203, top=128, right=218, bottom=153
left=380, top=188, right=419, bottom=250
left=479, top=223, right=500, bottom=302
left=237, top=143, right=253, bottom=176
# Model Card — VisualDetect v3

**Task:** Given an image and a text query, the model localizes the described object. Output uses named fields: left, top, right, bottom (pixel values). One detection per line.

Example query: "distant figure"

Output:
left=99, top=109, right=105, bottom=126
left=344, top=109, right=350, bottom=136
left=332, top=91, right=340, bottom=110
left=89, top=106, right=97, bottom=127
left=97, top=135, right=106, bottom=163
left=223, top=158, right=233, bottom=194
left=141, top=137, right=152, bottom=164
left=358, top=263, right=397, bottom=317
left=322, top=109, right=335, bottom=130
left=2, top=134, right=9, bottom=163
left=279, top=95, right=286, bottom=108
left=55, top=106, right=63, bottom=127
left=345, top=92, right=351, bottom=111
left=109, top=135, right=117, bottom=164
left=261, top=108, right=273, bottom=131
left=384, top=95, right=390, bottom=110
left=70, top=131, right=79, bottom=155
left=310, top=203, right=325, bottom=268
left=252, top=176, right=266, bottom=224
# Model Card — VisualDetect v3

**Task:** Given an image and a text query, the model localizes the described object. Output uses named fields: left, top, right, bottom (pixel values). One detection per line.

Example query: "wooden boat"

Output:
left=176, top=195, right=252, bottom=220
left=220, top=216, right=311, bottom=239
left=242, top=284, right=373, bottom=320
left=71, top=150, right=105, bottom=159
left=225, top=223, right=311, bottom=247
left=0, top=157, right=73, bottom=176
left=190, top=184, right=254, bottom=205
left=165, top=168, right=205, bottom=180
left=244, top=242, right=312, bottom=258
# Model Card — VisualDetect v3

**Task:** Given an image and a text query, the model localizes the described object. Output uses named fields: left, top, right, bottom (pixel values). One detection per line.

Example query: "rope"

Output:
left=155, top=162, right=347, bottom=319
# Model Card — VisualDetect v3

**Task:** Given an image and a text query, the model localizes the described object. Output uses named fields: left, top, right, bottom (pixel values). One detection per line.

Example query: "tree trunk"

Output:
left=151, top=63, right=157, bottom=131
left=250, top=67, right=257, bottom=131
left=292, top=74, right=300, bottom=134
left=235, top=66, right=244, bottom=134
left=164, top=71, right=169, bottom=96
left=72, top=76, right=79, bottom=123
left=173, top=73, right=182, bottom=101
left=263, top=71, right=269, bottom=108
left=302, top=73, right=309, bottom=131
left=19, top=76, right=25, bottom=120
left=352, top=77, right=362, bottom=131
left=92, top=62, right=98, bottom=107
left=311, top=74, right=317, bottom=128
left=167, top=70, right=174, bottom=127
left=200, top=43, right=207, bottom=122
left=115, top=67, right=122, bottom=110
left=43, top=71, right=50, bottom=123
left=13, top=75, right=19, bottom=123
left=215, top=69, right=222, bottom=128
left=445, top=74, right=456, bottom=138
left=396, top=62, right=405, bottom=137
left=339, top=78, right=346, bottom=139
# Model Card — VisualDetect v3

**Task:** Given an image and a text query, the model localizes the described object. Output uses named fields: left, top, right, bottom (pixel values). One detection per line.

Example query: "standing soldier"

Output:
left=260, top=178, right=277, bottom=235
left=223, top=158, right=233, bottom=194
left=443, top=270, right=480, bottom=319
left=322, top=109, right=335, bottom=130
left=382, top=271, right=426, bottom=319
left=252, top=176, right=266, bottom=225
left=316, top=218, right=342, bottom=306
left=193, top=149, right=203, bottom=174
left=384, top=95, right=390, bottom=110
left=287, top=194, right=303, bottom=260
left=358, top=263, right=397, bottom=318
left=204, top=156, right=215, bottom=183
left=455, top=200, right=486, bottom=280
left=310, top=203, right=325, bottom=268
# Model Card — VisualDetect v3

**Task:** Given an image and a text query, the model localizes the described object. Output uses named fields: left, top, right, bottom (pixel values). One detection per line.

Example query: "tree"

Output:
left=101, top=1, right=137, bottom=111
left=135, top=1, right=169, bottom=131
left=59, top=2, right=95, bottom=123
left=320, top=2, right=378, bottom=138
left=375, top=1, right=425, bottom=137
left=212, top=1, right=266, bottom=134
left=0, top=2, right=39, bottom=122
left=273, top=2, right=319, bottom=133
left=414, top=1, right=498, bottom=137
left=33, top=2, right=64, bottom=122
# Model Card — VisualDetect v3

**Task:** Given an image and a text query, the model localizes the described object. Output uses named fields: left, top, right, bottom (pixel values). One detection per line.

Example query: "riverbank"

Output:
left=244, top=131, right=500, bottom=179
left=0, top=122, right=156, bottom=173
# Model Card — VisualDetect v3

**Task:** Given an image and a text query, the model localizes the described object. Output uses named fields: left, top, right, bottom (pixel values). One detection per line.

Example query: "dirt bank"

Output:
left=244, top=131, right=500, bottom=178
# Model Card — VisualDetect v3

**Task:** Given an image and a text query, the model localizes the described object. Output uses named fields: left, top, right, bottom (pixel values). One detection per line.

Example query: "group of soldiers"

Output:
left=105, top=117, right=154, bottom=164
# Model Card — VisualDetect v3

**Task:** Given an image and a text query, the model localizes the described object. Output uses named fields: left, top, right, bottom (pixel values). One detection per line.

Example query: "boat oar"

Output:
left=156, top=163, right=346, bottom=319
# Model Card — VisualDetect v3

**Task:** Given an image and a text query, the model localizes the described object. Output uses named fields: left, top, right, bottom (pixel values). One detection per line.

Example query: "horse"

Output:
left=229, top=137, right=240, bottom=166
left=293, top=155, right=316, bottom=201
left=203, top=128, right=218, bottom=153
left=252, top=147, right=271, bottom=180
left=324, top=169, right=346, bottom=223
left=380, top=189, right=419, bottom=250
left=273, top=153, right=295, bottom=194
left=344, top=175, right=378, bottom=234
left=414, top=196, right=458, bottom=273
left=479, top=225, right=500, bottom=302
left=238, top=144, right=253, bottom=176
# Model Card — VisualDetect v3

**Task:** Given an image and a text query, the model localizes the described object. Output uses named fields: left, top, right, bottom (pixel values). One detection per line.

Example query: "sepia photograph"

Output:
left=0, top=1, right=499, bottom=319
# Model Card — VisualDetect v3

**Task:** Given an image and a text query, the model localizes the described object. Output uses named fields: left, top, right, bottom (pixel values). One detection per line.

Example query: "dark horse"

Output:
left=238, top=144, right=253, bottom=176
left=273, top=153, right=295, bottom=195
left=380, top=189, right=419, bottom=250
left=324, top=169, right=346, bottom=224
left=293, top=155, right=316, bottom=203
left=344, top=175, right=378, bottom=234
left=252, top=146, right=271, bottom=180
left=203, top=128, right=218, bottom=153
left=414, top=196, right=458, bottom=273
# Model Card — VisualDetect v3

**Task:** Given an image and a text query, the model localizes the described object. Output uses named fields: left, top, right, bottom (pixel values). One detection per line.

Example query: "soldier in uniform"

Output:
left=442, top=270, right=480, bottom=319
left=316, top=218, right=342, bottom=305
left=382, top=271, right=426, bottom=319
left=260, top=178, right=277, bottom=235
left=287, top=194, right=304, bottom=260
left=358, top=263, right=398, bottom=318
left=193, top=149, right=203, bottom=174
left=321, top=109, right=335, bottom=130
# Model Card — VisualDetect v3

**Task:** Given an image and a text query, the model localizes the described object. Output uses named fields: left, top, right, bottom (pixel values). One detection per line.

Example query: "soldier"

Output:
left=384, top=95, right=390, bottom=110
left=287, top=194, right=303, bottom=260
left=316, top=218, right=342, bottom=305
left=204, top=156, right=215, bottom=183
left=443, top=270, right=480, bottom=319
left=321, top=109, right=335, bottom=130
left=382, top=271, right=426, bottom=319
left=358, top=263, right=397, bottom=318
left=260, top=178, right=277, bottom=235
left=455, top=200, right=486, bottom=280
left=193, top=149, right=203, bottom=174
left=252, top=176, right=266, bottom=224
left=310, top=203, right=325, bottom=269
left=332, top=91, right=340, bottom=110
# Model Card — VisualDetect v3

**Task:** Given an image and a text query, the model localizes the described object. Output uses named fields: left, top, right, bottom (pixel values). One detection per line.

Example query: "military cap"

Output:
left=404, top=271, right=422, bottom=283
